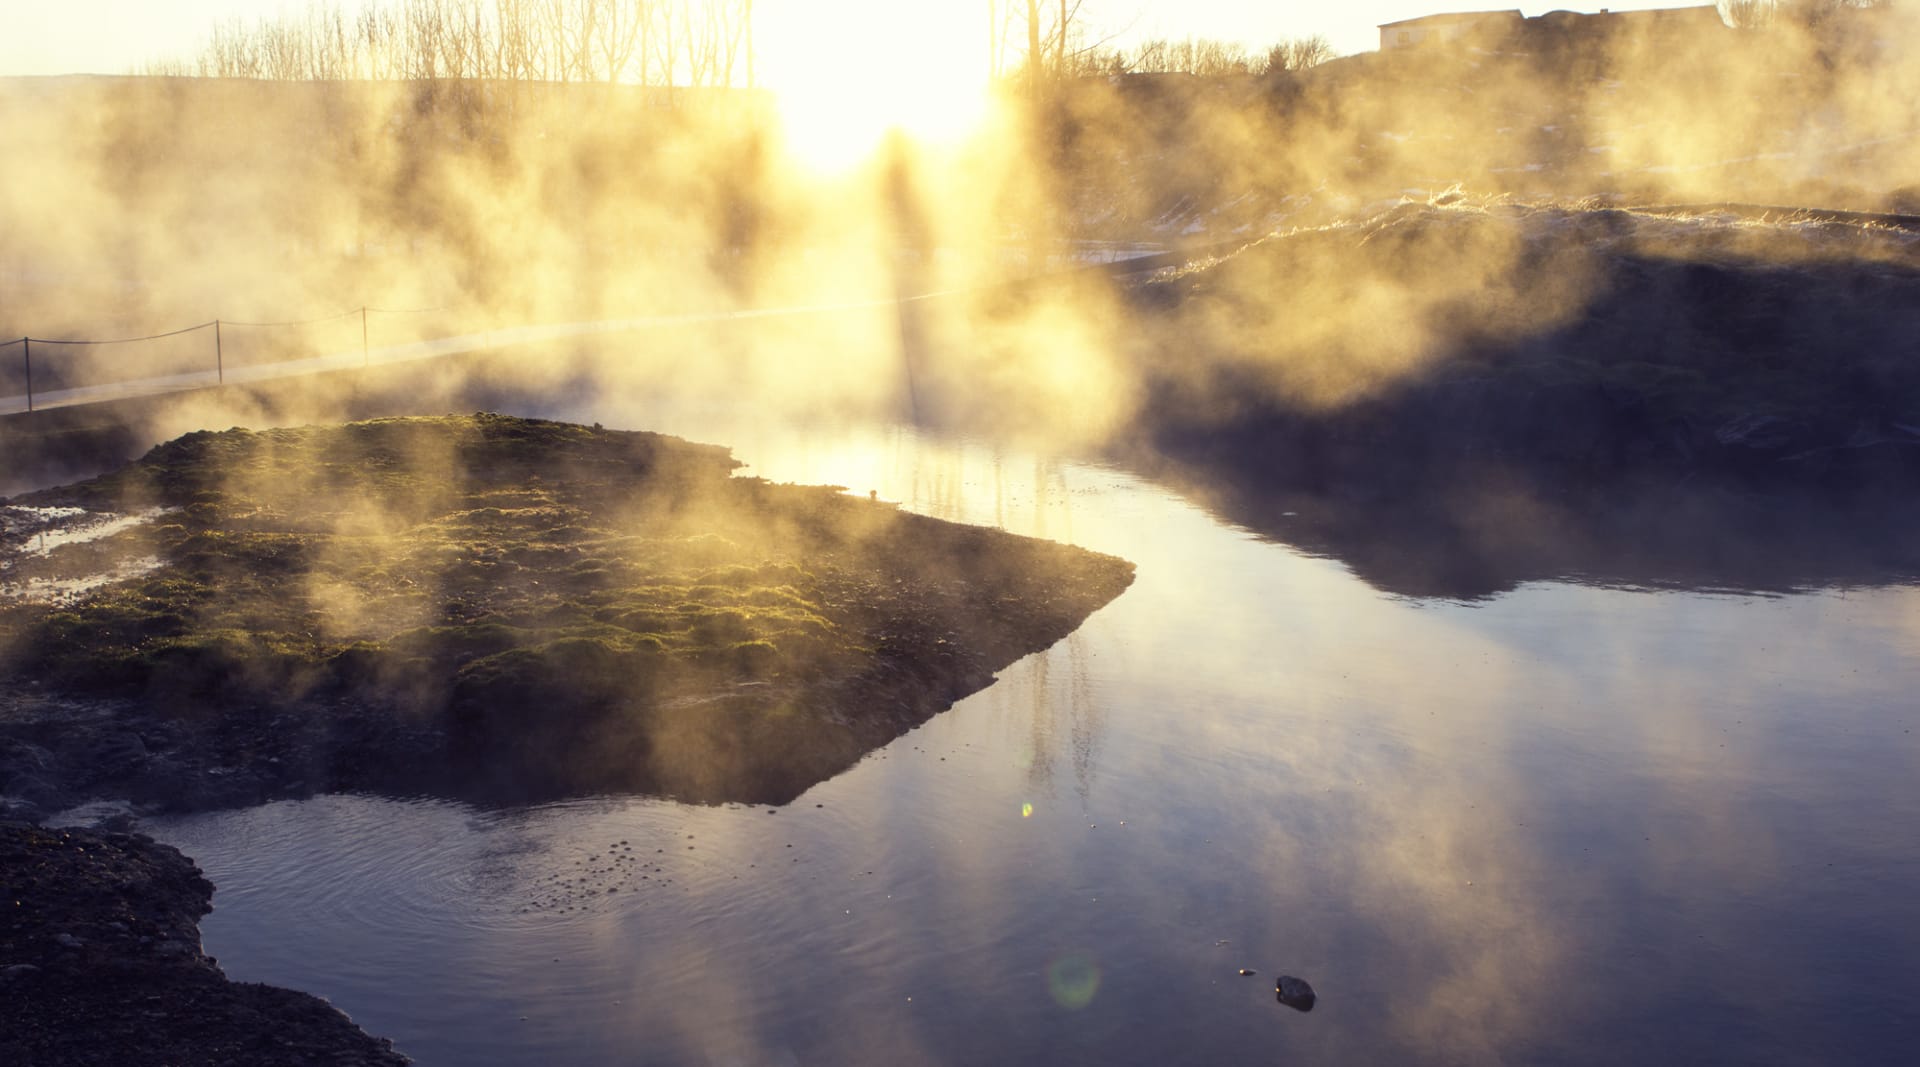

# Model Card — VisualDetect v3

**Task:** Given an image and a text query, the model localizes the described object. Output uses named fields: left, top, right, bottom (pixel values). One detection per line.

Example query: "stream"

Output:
left=131, top=403, right=1920, bottom=1065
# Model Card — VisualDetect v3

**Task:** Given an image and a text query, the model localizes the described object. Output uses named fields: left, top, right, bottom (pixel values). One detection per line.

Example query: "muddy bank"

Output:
left=1117, top=202, right=1920, bottom=596
left=0, top=822, right=407, bottom=1065
left=0, top=414, right=1134, bottom=816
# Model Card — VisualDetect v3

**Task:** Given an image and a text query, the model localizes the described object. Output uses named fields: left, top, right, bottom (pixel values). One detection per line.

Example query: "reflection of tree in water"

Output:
left=998, top=450, right=1100, bottom=804
left=1017, top=632, right=1101, bottom=804
left=1024, top=641, right=1055, bottom=794
left=1029, top=455, right=1075, bottom=547
left=897, top=437, right=1107, bottom=801
left=1064, top=632, right=1100, bottom=803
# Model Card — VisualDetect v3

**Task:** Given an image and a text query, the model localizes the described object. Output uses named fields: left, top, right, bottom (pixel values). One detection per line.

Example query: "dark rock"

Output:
left=1276, top=975, right=1317, bottom=1012
left=88, top=732, right=151, bottom=779
left=0, top=824, right=409, bottom=1065
left=1, top=773, right=64, bottom=811
left=0, top=796, right=45, bottom=824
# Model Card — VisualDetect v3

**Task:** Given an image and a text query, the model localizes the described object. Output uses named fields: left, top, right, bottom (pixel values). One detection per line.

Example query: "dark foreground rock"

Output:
left=0, top=823, right=407, bottom=1065
left=0, top=414, right=1135, bottom=813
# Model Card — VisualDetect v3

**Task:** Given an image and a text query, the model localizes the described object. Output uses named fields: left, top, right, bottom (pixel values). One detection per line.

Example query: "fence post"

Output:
left=21, top=337, right=30, bottom=413
left=215, top=320, right=224, bottom=385
left=362, top=306, right=370, bottom=367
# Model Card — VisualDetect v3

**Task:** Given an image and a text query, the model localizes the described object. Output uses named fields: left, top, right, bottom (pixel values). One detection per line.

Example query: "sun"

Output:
left=757, top=0, right=993, bottom=172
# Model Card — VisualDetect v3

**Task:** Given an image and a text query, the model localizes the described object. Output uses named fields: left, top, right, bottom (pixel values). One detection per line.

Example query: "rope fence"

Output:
left=0, top=244, right=1188, bottom=419
left=1, top=305, right=448, bottom=415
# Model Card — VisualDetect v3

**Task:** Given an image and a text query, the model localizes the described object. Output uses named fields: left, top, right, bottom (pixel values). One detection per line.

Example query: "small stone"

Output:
left=1276, top=975, right=1317, bottom=1012
left=1, top=964, right=42, bottom=980
left=53, top=932, right=84, bottom=949
left=1238, top=968, right=1256, bottom=976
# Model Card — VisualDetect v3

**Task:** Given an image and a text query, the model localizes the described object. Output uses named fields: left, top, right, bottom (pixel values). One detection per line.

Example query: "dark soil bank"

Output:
left=1119, top=202, right=1920, bottom=597
left=0, top=414, right=1134, bottom=816
left=0, top=823, right=407, bottom=1065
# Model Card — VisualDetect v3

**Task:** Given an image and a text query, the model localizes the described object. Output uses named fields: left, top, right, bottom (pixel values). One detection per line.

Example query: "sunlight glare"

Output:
left=760, top=1, right=990, bottom=172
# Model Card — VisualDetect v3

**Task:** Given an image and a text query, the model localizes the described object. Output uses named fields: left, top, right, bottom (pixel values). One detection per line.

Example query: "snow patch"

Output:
left=0, top=506, right=174, bottom=604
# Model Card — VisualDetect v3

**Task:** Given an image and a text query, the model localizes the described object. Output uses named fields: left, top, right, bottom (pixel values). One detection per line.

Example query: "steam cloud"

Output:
left=0, top=2, right=1915, bottom=447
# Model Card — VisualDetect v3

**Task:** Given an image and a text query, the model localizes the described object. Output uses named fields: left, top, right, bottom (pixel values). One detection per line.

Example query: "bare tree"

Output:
left=204, top=18, right=264, bottom=78
left=1129, top=37, right=1168, bottom=73
left=648, top=0, right=679, bottom=89
left=1720, top=0, right=1777, bottom=27
left=1266, top=34, right=1333, bottom=73
left=745, top=0, right=756, bottom=88
left=162, top=0, right=764, bottom=88
left=719, top=0, right=751, bottom=87
left=260, top=18, right=308, bottom=79
left=1025, top=0, right=1042, bottom=98
left=490, top=0, right=529, bottom=79
left=355, top=6, right=398, bottom=78
left=140, top=56, right=195, bottom=77
left=434, top=0, right=486, bottom=80
left=681, top=0, right=718, bottom=86
left=399, top=0, right=444, bottom=79
left=591, top=0, right=646, bottom=83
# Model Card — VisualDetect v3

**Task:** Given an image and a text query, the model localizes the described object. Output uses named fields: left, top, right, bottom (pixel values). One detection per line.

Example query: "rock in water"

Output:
left=1276, top=974, right=1316, bottom=1012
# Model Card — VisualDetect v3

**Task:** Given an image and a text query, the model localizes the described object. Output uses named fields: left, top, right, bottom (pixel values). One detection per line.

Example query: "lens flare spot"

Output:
left=1021, top=802, right=1034, bottom=818
left=1046, top=951, right=1102, bottom=1011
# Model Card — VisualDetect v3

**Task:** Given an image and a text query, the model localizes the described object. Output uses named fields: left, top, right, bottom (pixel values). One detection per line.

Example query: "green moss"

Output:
left=0, top=415, right=1136, bottom=804
left=451, top=634, right=668, bottom=725
left=387, top=623, right=533, bottom=663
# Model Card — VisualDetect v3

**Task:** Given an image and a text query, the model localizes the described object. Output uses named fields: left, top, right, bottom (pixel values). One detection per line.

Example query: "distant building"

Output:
left=1379, top=10, right=1525, bottom=52
left=1380, top=5, right=1728, bottom=54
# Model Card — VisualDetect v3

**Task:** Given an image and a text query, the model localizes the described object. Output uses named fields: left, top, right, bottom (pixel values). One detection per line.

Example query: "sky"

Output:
left=1, top=1, right=1718, bottom=79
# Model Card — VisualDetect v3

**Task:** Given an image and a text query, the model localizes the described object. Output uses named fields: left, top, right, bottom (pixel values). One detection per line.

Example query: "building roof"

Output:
left=1609, top=4, right=1726, bottom=22
left=1380, top=10, right=1524, bottom=31
left=1382, top=5, right=1726, bottom=32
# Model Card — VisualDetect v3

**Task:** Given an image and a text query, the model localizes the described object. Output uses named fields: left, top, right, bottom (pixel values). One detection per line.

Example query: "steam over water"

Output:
left=139, top=402, right=1920, bottom=1066
left=7, top=6, right=1917, bottom=1060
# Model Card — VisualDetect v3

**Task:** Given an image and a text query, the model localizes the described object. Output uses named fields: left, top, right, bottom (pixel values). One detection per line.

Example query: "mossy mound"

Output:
left=0, top=414, right=1134, bottom=808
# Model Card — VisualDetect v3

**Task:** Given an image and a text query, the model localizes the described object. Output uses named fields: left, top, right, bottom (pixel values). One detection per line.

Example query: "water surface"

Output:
left=148, top=408, right=1920, bottom=1065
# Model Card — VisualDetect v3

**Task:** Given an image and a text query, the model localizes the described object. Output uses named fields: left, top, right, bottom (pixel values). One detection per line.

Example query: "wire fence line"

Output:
left=13, top=321, right=219, bottom=346
left=1, top=304, right=447, bottom=415
left=0, top=246, right=1191, bottom=420
left=0, top=286, right=1010, bottom=419
left=0, top=293, right=943, bottom=419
